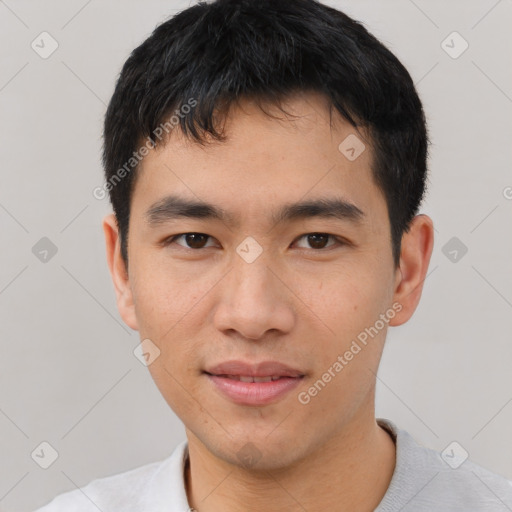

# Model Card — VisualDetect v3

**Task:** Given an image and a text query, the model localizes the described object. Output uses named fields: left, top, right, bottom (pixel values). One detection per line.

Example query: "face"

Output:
left=104, top=92, right=432, bottom=470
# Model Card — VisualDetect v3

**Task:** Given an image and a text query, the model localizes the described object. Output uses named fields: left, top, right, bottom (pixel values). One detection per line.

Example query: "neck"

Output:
left=184, top=414, right=396, bottom=512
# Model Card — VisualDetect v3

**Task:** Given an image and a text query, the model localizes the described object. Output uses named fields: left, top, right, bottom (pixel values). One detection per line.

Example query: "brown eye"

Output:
left=184, top=233, right=209, bottom=248
left=167, top=233, right=215, bottom=249
left=306, top=233, right=330, bottom=249
left=294, top=233, right=339, bottom=250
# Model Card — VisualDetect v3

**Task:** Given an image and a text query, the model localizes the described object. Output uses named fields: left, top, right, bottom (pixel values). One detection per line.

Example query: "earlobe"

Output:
left=102, top=213, right=139, bottom=331
left=389, top=214, right=434, bottom=327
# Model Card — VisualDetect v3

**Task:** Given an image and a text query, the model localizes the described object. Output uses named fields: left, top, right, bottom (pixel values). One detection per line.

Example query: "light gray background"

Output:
left=1, top=1, right=511, bottom=510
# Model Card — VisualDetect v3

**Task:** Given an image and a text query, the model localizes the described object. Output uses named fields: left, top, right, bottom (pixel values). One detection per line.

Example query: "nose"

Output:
left=213, top=256, right=295, bottom=341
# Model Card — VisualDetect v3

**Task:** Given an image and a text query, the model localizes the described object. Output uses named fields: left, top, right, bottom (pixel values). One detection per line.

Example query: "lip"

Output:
left=204, top=360, right=306, bottom=406
left=204, top=360, right=304, bottom=378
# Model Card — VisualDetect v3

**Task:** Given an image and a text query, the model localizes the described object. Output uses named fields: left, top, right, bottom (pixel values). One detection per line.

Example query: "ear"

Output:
left=389, top=214, right=434, bottom=326
left=102, top=213, right=139, bottom=331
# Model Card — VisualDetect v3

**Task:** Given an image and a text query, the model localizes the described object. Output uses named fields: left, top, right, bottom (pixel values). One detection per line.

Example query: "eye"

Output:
left=293, top=233, right=343, bottom=250
left=163, top=232, right=346, bottom=251
left=164, top=233, right=217, bottom=249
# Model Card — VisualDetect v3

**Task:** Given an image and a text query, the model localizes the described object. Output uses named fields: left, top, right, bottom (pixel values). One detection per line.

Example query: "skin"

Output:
left=103, top=92, right=434, bottom=512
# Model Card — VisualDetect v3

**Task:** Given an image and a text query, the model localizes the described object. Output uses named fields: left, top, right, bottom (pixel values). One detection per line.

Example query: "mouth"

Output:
left=204, top=373, right=300, bottom=382
left=204, top=359, right=305, bottom=378
left=203, top=360, right=306, bottom=406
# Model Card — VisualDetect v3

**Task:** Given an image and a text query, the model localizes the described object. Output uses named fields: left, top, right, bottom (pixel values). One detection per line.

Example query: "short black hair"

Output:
left=102, top=0, right=429, bottom=268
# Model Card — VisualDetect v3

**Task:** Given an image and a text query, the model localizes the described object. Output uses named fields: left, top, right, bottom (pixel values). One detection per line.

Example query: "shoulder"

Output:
left=33, top=459, right=165, bottom=512
left=33, top=441, right=189, bottom=512
left=377, top=418, right=512, bottom=511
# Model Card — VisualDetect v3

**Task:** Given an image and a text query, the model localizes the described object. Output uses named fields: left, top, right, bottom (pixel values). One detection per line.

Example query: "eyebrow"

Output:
left=145, top=194, right=364, bottom=227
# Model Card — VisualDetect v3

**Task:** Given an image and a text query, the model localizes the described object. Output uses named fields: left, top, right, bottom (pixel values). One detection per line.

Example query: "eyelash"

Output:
left=162, top=232, right=348, bottom=251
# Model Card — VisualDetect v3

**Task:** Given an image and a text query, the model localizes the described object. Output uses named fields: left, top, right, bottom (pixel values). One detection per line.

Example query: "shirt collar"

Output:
left=164, top=418, right=410, bottom=512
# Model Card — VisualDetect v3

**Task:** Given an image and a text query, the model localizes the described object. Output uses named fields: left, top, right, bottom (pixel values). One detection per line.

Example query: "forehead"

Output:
left=131, top=93, right=386, bottom=225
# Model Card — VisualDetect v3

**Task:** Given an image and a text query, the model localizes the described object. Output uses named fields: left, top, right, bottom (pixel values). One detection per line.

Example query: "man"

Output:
left=36, top=0, right=512, bottom=510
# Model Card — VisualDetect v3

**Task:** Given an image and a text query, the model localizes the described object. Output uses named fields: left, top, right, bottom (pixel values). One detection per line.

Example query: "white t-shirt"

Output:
left=34, top=418, right=512, bottom=511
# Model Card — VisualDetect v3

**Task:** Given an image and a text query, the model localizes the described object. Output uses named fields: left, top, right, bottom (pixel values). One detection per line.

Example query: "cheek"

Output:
left=146, top=354, right=202, bottom=423
left=129, top=261, right=221, bottom=394
left=305, top=266, right=388, bottom=324
left=130, top=257, right=211, bottom=338
left=297, top=266, right=393, bottom=368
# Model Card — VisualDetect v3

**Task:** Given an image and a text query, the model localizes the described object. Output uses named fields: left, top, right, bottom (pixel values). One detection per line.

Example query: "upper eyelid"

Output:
left=169, top=233, right=218, bottom=247
left=166, top=232, right=346, bottom=248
